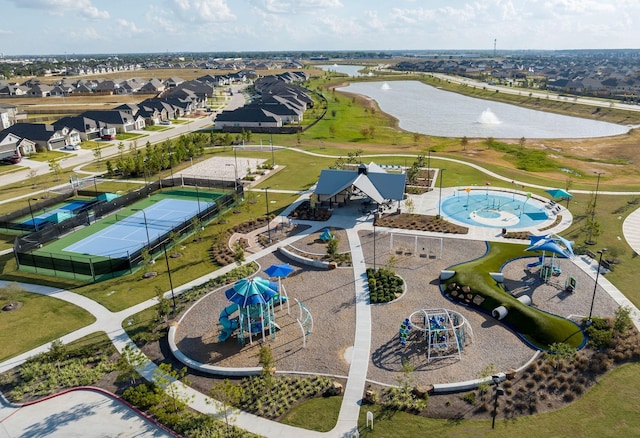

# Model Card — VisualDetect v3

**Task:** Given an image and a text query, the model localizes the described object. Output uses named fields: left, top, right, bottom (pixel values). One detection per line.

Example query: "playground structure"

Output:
left=389, top=232, right=443, bottom=259
left=218, top=277, right=286, bottom=345
left=525, top=234, right=575, bottom=283
left=400, top=308, right=473, bottom=363
left=526, top=254, right=562, bottom=282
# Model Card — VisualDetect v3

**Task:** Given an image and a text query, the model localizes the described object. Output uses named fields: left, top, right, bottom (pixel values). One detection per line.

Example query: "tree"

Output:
left=326, top=236, right=339, bottom=258
left=519, top=137, right=526, bottom=148
left=153, top=363, right=193, bottom=415
left=404, top=197, right=415, bottom=214
left=329, top=124, right=336, bottom=138
left=48, top=339, right=67, bottom=370
left=613, top=306, right=632, bottom=334
left=258, top=344, right=275, bottom=387
left=209, top=379, right=244, bottom=437
left=48, top=159, right=62, bottom=181
left=93, top=144, right=103, bottom=163
left=461, top=136, right=468, bottom=151
left=191, top=216, right=204, bottom=241
left=28, top=169, right=38, bottom=189
left=155, top=286, right=171, bottom=323
left=118, top=141, right=125, bottom=158
left=116, top=344, right=148, bottom=385
left=233, top=241, right=245, bottom=266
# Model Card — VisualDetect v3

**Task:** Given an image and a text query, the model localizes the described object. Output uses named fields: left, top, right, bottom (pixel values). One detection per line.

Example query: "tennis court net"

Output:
left=114, top=214, right=185, bottom=230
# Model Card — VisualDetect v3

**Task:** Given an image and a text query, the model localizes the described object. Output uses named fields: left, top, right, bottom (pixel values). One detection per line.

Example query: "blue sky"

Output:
left=1, top=0, right=637, bottom=56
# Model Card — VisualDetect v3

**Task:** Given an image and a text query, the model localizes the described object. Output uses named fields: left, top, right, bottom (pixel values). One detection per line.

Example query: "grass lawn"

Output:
left=0, top=283, right=95, bottom=361
left=281, top=395, right=342, bottom=432
left=144, top=126, right=170, bottom=132
left=116, top=132, right=147, bottom=141
left=24, top=150, right=68, bottom=162
left=350, top=362, right=640, bottom=437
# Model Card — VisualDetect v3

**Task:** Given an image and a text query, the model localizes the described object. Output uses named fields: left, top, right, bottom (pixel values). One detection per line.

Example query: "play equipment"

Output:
left=295, top=298, right=314, bottom=348
left=525, top=234, right=574, bottom=282
left=403, top=308, right=473, bottom=362
left=399, top=318, right=412, bottom=346
left=219, top=277, right=287, bottom=345
left=389, top=232, right=443, bottom=259
left=319, top=228, right=335, bottom=242
left=565, top=276, right=577, bottom=293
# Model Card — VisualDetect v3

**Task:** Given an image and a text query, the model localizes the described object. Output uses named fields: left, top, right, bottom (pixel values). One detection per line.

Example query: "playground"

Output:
left=171, top=224, right=621, bottom=389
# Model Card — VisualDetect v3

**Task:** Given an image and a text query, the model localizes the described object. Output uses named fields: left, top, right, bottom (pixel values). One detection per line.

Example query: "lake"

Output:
left=338, top=80, right=630, bottom=139
left=316, top=64, right=369, bottom=77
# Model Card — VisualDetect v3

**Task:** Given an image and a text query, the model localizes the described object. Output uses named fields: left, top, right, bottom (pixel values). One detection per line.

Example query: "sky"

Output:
left=1, top=0, right=638, bottom=56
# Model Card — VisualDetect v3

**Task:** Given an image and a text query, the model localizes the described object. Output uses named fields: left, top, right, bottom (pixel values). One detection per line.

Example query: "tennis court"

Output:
left=63, top=198, right=212, bottom=258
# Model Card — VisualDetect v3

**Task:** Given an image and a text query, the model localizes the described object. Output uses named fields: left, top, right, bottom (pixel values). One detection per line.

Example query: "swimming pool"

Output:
left=441, top=190, right=551, bottom=229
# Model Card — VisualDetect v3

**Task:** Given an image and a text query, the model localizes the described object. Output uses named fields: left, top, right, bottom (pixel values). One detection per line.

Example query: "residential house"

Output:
left=165, top=77, right=185, bottom=88
left=214, top=106, right=282, bottom=130
left=138, top=78, right=165, bottom=94
left=53, top=116, right=100, bottom=141
left=79, top=110, right=145, bottom=133
left=2, top=123, right=72, bottom=151
left=0, top=130, right=37, bottom=158
left=0, top=110, right=9, bottom=130
left=26, top=83, right=53, bottom=97
left=0, top=83, right=28, bottom=96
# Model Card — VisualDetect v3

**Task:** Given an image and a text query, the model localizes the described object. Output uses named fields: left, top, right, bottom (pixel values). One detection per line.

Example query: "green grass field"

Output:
left=0, top=284, right=95, bottom=361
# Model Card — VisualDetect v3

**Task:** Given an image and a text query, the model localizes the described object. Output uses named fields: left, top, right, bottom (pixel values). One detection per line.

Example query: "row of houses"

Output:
left=214, top=72, right=311, bottom=131
left=0, top=71, right=254, bottom=98
left=0, top=75, right=232, bottom=159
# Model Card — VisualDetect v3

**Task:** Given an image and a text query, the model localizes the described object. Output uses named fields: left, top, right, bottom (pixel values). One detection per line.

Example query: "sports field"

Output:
left=35, top=189, right=221, bottom=260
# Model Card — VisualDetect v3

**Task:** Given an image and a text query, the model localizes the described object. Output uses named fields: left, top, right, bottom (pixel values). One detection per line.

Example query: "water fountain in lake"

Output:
left=381, top=82, right=391, bottom=90
left=478, top=108, right=501, bottom=124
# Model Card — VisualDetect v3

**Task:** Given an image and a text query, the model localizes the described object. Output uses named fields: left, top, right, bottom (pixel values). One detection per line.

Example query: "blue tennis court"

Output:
left=22, top=200, right=92, bottom=228
left=63, top=198, right=212, bottom=258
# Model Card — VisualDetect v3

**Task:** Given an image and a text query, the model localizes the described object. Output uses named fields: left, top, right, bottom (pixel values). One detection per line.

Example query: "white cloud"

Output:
left=81, top=6, right=110, bottom=20
left=251, top=0, right=342, bottom=14
left=11, top=0, right=110, bottom=19
left=116, top=18, right=144, bottom=35
left=0, top=29, right=13, bottom=35
left=169, top=0, right=236, bottom=23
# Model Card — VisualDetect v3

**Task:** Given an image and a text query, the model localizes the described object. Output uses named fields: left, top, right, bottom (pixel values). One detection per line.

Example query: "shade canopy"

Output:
left=526, top=234, right=574, bottom=258
left=264, top=263, right=294, bottom=279
left=225, top=277, right=278, bottom=307
left=545, top=188, right=573, bottom=199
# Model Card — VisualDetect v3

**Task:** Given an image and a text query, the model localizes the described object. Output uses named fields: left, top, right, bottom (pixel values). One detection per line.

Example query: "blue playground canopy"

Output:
left=526, top=234, right=574, bottom=258
left=545, top=188, right=573, bottom=199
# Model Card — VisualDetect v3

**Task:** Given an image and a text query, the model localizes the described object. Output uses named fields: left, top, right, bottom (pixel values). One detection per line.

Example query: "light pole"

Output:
left=264, top=187, right=271, bottom=243
left=373, top=213, right=378, bottom=271
left=588, top=248, right=607, bottom=323
left=491, top=375, right=504, bottom=429
left=233, top=146, right=239, bottom=184
left=133, top=209, right=151, bottom=248
left=27, top=198, right=38, bottom=232
left=163, top=244, right=176, bottom=311
left=270, top=130, right=275, bottom=168
left=437, top=168, right=446, bottom=219
left=588, top=171, right=605, bottom=244
left=427, top=149, right=432, bottom=186
left=226, top=163, right=237, bottom=190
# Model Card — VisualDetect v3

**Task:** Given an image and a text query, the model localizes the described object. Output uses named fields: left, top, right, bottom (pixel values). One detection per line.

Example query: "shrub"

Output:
left=461, top=392, right=476, bottom=405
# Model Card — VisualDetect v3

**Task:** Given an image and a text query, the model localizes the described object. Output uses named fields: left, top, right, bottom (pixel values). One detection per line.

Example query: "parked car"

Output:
left=63, top=144, right=81, bottom=150
left=159, top=120, right=171, bottom=125
left=1, top=155, right=22, bottom=164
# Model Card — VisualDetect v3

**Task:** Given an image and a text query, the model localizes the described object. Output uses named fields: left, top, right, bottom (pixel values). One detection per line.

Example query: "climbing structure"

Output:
left=407, top=308, right=473, bottom=363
